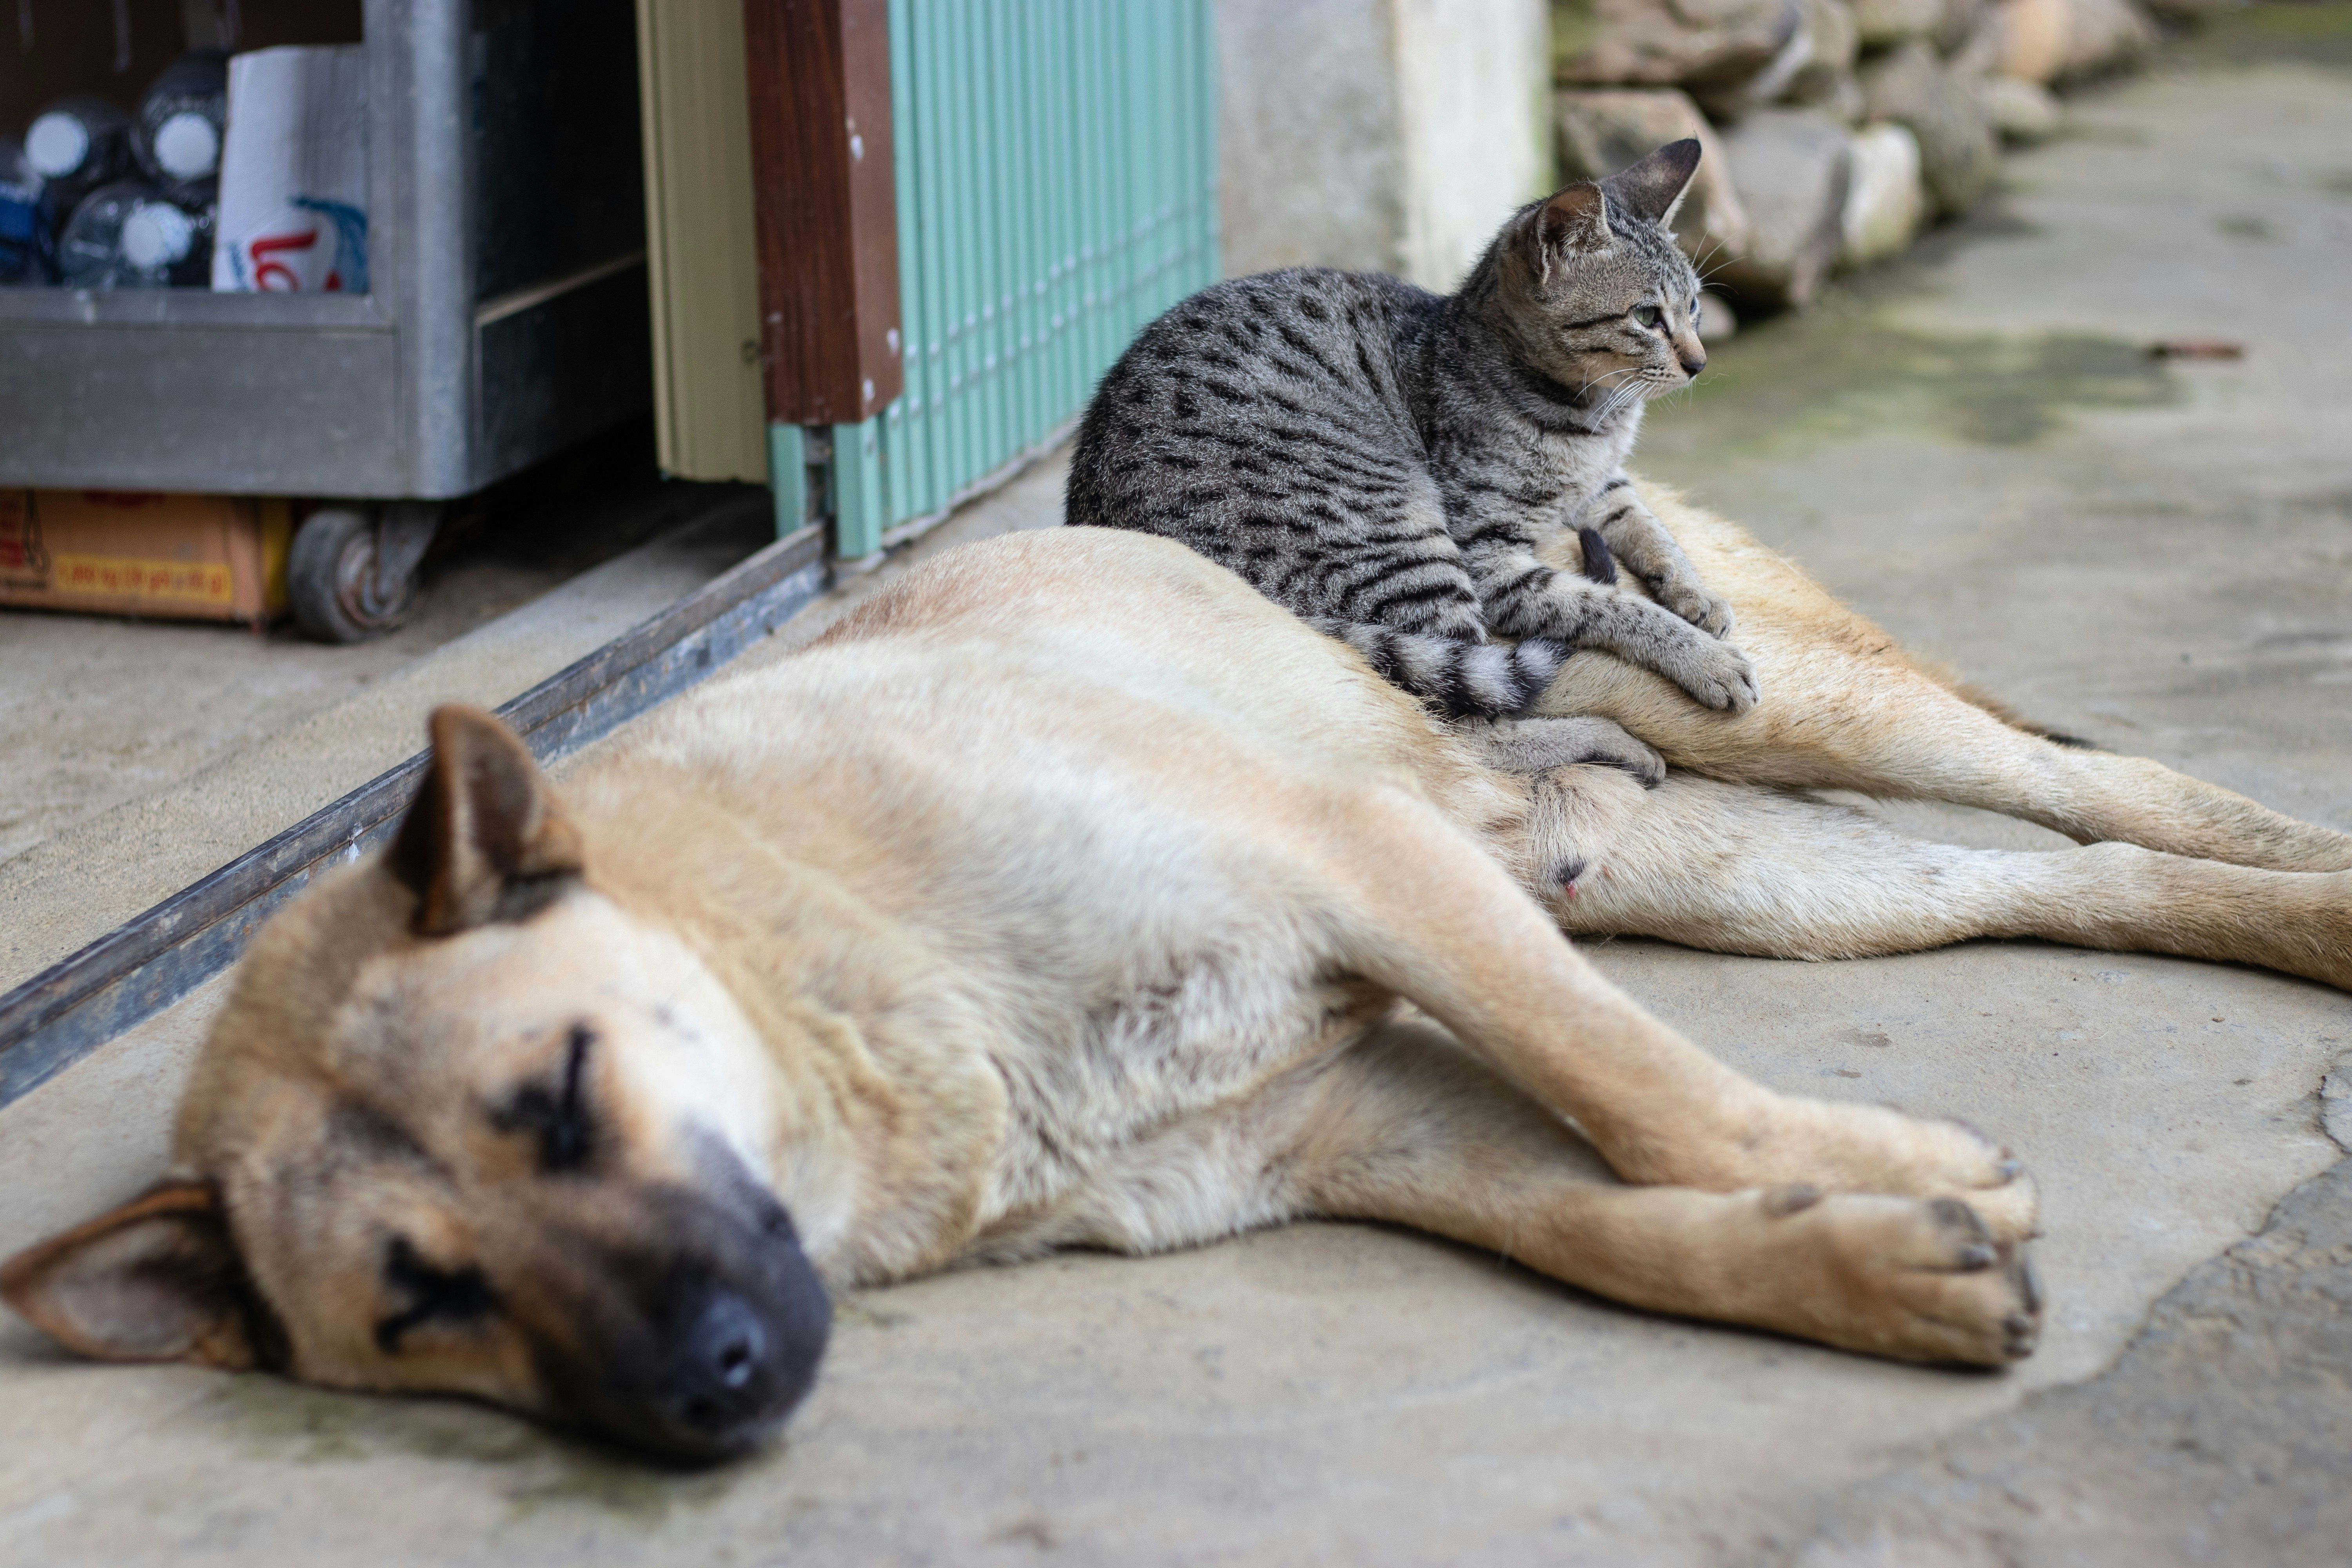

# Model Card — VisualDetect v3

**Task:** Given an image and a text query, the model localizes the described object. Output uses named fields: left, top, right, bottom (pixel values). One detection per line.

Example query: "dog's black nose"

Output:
left=666, top=1290, right=775, bottom=1436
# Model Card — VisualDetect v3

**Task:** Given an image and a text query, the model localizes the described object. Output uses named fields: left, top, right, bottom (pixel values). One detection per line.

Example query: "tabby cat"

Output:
left=1067, top=139, right=1755, bottom=723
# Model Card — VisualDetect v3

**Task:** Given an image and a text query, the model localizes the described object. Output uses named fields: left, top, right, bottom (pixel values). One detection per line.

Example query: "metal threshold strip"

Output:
left=0, top=515, right=829, bottom=1112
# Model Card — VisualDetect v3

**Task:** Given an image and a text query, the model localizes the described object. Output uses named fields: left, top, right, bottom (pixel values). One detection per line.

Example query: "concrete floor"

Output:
left=0, top=483, right=771, bottom=994
left=0, top=421, right=759, bottom=869
left=4, top=24, right=2351, bottom=1568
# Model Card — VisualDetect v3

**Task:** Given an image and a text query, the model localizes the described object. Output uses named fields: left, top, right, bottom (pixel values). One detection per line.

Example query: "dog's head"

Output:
left=0, top=707, right=831, bottom=1462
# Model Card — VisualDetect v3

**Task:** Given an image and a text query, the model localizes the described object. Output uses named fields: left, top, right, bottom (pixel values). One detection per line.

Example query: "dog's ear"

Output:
left=1531, top=182, right=1612, bottom=274
left=1601, top=138, right=1702, bottom=229
left=387, top=704, right=584, bottom=936
left=0, top=1183, right=274, bottom=1368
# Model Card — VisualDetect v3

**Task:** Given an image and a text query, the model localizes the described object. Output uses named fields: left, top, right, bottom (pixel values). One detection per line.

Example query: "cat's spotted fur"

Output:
left=1068, top=140, right=1756, bottom=722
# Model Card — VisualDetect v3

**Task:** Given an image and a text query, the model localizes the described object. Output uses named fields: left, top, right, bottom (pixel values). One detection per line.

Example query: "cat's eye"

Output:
left=1633, top=305, right=1665, bottom=329
left=1688, top=297, right=1701, bottom=318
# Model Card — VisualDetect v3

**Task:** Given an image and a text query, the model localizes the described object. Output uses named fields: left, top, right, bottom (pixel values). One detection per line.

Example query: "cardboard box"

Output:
left=0, top=490, right=292, bottom=626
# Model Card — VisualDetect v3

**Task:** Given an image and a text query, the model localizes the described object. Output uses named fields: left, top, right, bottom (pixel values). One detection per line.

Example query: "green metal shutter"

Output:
left=829, top=0, right=1220, bottom=560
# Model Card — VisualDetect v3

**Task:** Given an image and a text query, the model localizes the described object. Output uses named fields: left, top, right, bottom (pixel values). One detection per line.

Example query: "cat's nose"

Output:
left=1679, top=352, right=1706, bottom=379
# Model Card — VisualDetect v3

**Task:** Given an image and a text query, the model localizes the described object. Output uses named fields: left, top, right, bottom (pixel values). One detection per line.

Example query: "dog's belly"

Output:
left=960, top=864, right=1393, bottom=1259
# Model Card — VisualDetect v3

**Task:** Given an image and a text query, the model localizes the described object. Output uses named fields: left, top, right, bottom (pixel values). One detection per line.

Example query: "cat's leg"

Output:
left=1292, top=778, right=2038, bottom=1235
left=1584, top=475, right=1736, bottom=637
left=1278, top=1021, right=2038, bottom=1365
left=1469, top=540, right=1760, bottom=715
left=1460, top=714, right=1665, bottom=787
left=1539, top=771, right=2352, bottom=991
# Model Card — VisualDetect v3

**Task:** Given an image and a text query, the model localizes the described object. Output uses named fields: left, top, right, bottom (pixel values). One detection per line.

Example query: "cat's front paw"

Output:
left=1655, top=576, right=1737, bottom=639
left=1657, top=633, right=1759, bottom=715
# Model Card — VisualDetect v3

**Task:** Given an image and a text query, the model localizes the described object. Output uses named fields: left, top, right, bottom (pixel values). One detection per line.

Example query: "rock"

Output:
left=1850, top=0, right=1942, bottom=47
left=1697, top=291, right=1740, bottom=342
left=1932, top=0, right=1990, bottom=55
left=1943, top=6, right=2009, bottom=77
left=1858, top=40, right=1998, bottom=215
left=1858, top=36, right=1937, bottom=116
left=1713, top=109, right=1853, bottom=311
left=2061, top=0, right=2161, bottom=79
left=1557, top=89, right=1755, bottom=260
left=1841, top=122, right=1927, bottom=263
left=1978, top=73, right=2062, bottom=142
left=1996, top=0, right=2158, bottom=85
left=1996, top=0, right=2069, bottom=80
left=1780, top=0, right=1864, bottom=121
left=1559, top=0, right=1805, bottom=109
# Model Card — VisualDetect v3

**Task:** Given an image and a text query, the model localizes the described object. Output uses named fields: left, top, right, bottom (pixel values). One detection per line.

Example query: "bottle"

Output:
left=133, top=50, right=229, bottom=208
left=23, top=96, right=135, bottom=208
left=57, top=180, right=213, bottom=290
left=0, top=137, right=56, bottom=285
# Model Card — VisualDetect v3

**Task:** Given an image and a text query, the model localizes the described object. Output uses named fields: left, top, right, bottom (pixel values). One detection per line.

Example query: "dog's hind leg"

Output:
left=1547, top=773, right=2352, bottom=992
left=1299, top=783, right=2038, bottom=1239
left=1536, top=503, right=2352, bottom=873
left=1280, top=1022, right=2038, bottom=1366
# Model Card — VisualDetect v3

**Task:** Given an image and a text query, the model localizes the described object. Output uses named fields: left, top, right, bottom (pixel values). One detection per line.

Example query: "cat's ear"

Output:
left=1601, top=139, right=1702, bottom=230
left=1532, top=183, right=1612, bottom=272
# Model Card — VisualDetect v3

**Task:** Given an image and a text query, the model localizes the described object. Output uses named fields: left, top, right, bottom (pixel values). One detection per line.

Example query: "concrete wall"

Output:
left=1214, top=0, right=1552, bottom=292
left=1392, top=0, right=1553, bottom=291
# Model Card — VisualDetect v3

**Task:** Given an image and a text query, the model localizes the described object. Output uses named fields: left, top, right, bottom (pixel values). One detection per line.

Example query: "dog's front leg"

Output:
left=1285, top=1023, right=2038, bottom=1366
left=1304, top=783, right=2038, bottom=1241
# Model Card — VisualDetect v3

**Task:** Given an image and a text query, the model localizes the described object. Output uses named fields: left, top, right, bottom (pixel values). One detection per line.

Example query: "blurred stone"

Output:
left=1944, top=5, right=2010, bottom=76
left=1997, top=0, right=2069, bottom=80
left=1933, top=0, right=1990, bottom=55
left=1559, top=0, right=1805, bottom=111
left=1851, top=0, right=1943, bottom=47
left=1713, top=109, right=1854, bottom=311
left=1557, top=88, right=1755, bottom=260
left=1979, top=73, right=2063, bottom=141
left=1697, top=290, right=1740, bottom=341
left=1859, top=39, right=1998, bottom=214
left=2062, top=0, right=2161, bottom=78
left=1841, top=122, right=1927, bottom=263
left=1781, top=0, right=1865, bottom=120
left=1693, top=21, right=1821, bottom=120
left=1996, top=0, right=2158, bottom=85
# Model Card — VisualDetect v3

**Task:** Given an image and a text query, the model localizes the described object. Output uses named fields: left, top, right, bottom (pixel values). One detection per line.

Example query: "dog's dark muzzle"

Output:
left=524, top=1163, right=832, bottom=1463
left=612, top=1247, right=830, bottom=1461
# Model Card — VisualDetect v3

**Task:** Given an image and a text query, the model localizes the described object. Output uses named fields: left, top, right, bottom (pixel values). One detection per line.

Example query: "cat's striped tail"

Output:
left=1306, top=619, right=1568, bottom=719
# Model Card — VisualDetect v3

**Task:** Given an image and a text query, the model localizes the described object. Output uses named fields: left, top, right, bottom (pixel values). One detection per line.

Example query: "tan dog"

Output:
left=6, top=505, right=2346, bottom=1461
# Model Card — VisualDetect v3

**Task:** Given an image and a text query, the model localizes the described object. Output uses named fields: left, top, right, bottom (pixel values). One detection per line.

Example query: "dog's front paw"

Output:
left=1613, top=1094, right=2040, bottom=1244
left=1751, top=1099, right=2040, bottom=1243
left=1749, top=1190, right=2043, bottom=1366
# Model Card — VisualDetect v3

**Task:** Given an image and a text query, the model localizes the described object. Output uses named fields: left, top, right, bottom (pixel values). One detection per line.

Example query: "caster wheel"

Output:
left=289, top=503, right=438, bottom=644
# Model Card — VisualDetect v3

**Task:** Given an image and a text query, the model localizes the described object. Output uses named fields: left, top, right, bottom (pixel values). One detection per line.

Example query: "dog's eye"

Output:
left=494, top=1023, right=597, bottom=1173
left=375, top=1237, right=496, bottom=1352
left=1633, top=305, right=1665, bottom=329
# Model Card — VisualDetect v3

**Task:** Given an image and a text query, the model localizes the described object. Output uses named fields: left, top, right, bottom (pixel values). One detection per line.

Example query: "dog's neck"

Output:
left=575, top=783, right=1002, bottom=1287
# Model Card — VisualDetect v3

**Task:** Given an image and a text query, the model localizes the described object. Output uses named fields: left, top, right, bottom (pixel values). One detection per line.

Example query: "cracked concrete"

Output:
left=1772, top=1154, right=2352, bottom=1568
left=1, top=18, right=2349, bottom=1566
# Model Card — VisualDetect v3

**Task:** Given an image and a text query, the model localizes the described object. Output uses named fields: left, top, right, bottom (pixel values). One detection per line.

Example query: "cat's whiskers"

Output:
left=1593, top=376, right=1648, bottom=424
left=1575, top=365, right=1633, bottom=400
